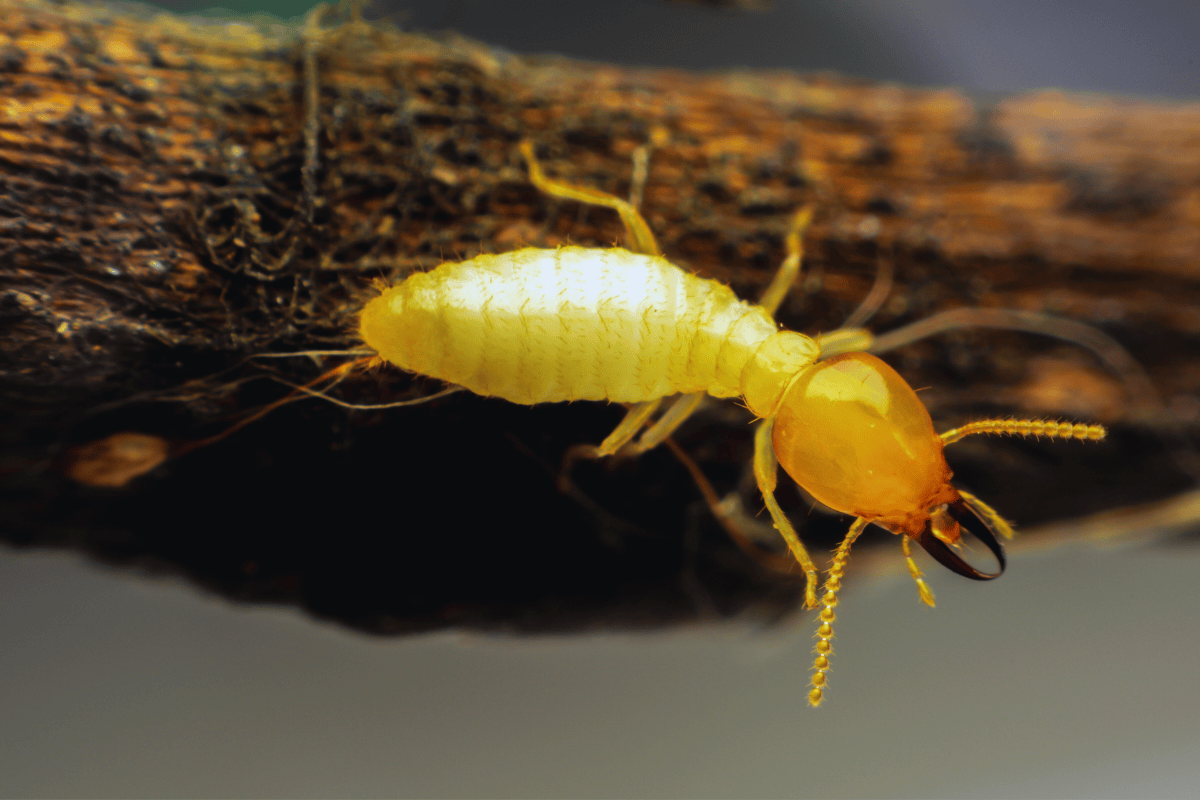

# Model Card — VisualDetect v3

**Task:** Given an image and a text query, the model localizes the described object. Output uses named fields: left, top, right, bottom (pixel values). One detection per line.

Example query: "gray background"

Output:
left=3, top=1, right=1200, bottom=797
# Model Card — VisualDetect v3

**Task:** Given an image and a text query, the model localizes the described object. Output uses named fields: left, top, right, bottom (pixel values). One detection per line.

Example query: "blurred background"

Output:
left=3, top=1, right=1200, bottom=797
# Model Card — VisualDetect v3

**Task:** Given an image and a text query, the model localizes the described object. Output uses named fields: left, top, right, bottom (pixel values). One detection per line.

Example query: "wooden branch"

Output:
left=2, top=0, right=1197, bottom=634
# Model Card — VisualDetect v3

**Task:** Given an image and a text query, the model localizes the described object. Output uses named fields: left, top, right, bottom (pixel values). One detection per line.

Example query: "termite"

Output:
left=63, top=136, right=1109, bottom=705
left=354, top=139, right=1107, bottom=706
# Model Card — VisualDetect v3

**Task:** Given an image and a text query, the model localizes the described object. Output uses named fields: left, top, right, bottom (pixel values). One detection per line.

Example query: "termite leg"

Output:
left=561, top=392, right=706, bottom=478
left=523, top=139, right=715, bottom=463
left=628, top=125, right=670, bottom=209
left=815, top=328, right=876, bottom=359
left=522, top=139, right=809, bottom=572
left=616, top=392, right=706, bottom=458
left=707, top=204, right=821, bottom=570
left=663, top=439, right=799, bottom=574
left=559, top=399, right=662, bottom=489
left=754, top=417, right=821, bottom=608
left=628, top=144, right=652, bottom=209
left=759, top=205, right=815, bottom=318
left=596, top=399, right=663, bottom=456
left=709, top=204, right=837, bottom=584
left=811, top=250, right=894, bottom=359
left=839, top=251, right=895, bottom=331
left=518, top=139, right=661, bottom=257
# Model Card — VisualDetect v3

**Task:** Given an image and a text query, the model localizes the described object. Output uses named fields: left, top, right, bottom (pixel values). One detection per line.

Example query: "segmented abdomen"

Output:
left=359, top=247, right=778, bottom=404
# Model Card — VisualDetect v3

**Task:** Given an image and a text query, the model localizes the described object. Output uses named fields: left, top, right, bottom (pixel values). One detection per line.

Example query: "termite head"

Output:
left=771, top=351, right=1007, bottom=580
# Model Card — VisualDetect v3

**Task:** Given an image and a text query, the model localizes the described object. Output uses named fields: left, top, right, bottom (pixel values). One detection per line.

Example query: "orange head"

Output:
left=782, top=352, right=1106, bottom=706
left=771, top=352, right=1006, bottom=579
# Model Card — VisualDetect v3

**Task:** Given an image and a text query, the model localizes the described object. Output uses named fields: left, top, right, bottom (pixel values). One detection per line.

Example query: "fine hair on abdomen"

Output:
left=360, top=247, right=776, bottom=405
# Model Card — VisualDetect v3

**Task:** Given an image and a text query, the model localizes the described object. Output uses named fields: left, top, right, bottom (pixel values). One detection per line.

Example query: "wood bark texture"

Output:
left=2, top=0, right=1198, bottom=634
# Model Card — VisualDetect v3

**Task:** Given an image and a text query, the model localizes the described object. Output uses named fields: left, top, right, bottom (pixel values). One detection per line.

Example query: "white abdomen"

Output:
left=359, top=247, right=779, bottom=405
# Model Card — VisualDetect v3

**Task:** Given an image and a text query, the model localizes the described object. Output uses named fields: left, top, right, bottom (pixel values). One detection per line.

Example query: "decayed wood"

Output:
left=1, top=0, right=1197, bottom=634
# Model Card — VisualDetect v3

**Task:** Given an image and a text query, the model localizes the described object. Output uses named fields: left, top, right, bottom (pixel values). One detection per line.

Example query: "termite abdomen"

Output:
left=359, top=246, right=779, bottom=405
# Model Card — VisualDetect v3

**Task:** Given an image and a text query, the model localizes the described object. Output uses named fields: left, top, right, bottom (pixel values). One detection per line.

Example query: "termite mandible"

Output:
left=352, top=139, right=1107, bottom=706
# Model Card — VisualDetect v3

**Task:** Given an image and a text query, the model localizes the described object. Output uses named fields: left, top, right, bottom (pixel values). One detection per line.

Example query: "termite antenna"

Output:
left=809, top=516, right=868, bottom=707
left=887, top=419, right=1106, bottom=637
left=940, top=417, right=1107, bottom=446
